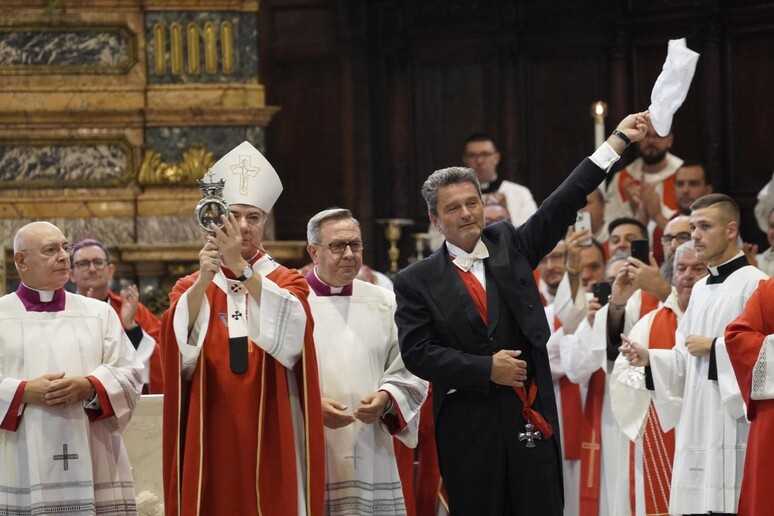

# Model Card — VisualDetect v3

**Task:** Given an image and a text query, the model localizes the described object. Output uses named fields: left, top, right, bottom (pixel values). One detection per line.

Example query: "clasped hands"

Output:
left=322, top=391, right=392, bottom=429
left=22, top=373, right=95, bottom=407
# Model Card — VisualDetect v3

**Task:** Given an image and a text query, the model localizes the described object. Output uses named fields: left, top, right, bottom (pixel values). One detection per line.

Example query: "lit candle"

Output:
left=591, top=100, right=608, bottom=148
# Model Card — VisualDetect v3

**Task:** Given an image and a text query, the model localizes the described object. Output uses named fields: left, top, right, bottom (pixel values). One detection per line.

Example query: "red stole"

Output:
left=160, top=267, right=325, bottom=516
left=579, top=369, right=605, bottom=516
left=414, top=389, right=446, bottom=516
left=640, top=291, right=660, bottom=317
left=552, top=316, right=584, bottom=461
left=453, top=266, right=553, bottom=438
left=107, top=291, right=165, bottom=394
left=581, top=290, right=661, bottom=516
left=642, top=308, right=677, bottom=516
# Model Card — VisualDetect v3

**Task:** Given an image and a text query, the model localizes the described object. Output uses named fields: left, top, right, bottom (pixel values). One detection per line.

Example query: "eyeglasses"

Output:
left=463, top=151, right=497, bottom=161
left=660, top=232, right=692, bottom=247
left=73, top=258, right=108, bottom=271
left=325, top=240, right=363, bottom=255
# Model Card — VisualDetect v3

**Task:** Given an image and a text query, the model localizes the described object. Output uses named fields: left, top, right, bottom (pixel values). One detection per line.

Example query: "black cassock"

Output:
left=395, top=156, right=609, bottom=516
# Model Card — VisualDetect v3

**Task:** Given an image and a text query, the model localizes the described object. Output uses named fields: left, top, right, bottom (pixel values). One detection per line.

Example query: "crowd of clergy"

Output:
left=3, top=106, right=774, bottom=516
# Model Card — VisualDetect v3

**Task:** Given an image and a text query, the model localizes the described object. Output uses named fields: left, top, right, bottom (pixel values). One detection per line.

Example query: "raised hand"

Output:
left=198, top=237, right=220, bottom=286
left=615, top=111, right=650, bottom=144
left=611, top=265, right=637, bottom=307
left=119, top=284, right=140, bottom=329
left=214, top=213, right=244, bottom=272
left=587, top=296, right=602, bottom=326
left=627, top=253, right=671, bottom=301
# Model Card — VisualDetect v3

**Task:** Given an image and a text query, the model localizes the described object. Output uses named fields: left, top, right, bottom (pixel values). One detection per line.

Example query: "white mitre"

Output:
left=207, top=141, right=283, bottom=212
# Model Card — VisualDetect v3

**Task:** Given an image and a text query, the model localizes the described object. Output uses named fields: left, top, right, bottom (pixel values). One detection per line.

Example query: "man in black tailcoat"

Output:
left=394, top=112, right=649, bottom=516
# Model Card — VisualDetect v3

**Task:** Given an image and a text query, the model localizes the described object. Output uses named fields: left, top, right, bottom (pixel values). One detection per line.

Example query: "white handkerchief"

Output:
left=648, top=38, right=700, bottom=136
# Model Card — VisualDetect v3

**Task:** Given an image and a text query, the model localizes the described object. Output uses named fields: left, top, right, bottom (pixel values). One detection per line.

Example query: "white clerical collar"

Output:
left=707, top=251, right=745, bottom=276
left=446, top=239, right=489, bottom=272
left=313, top=267, right=346, bottom=294
left=22, top=282, right=55, bottom=302
left=479, top=174, right=498, bottom=190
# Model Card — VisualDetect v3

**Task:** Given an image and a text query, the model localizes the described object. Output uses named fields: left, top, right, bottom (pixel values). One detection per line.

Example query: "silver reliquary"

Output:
left=195, top=176, right=229, bottom=231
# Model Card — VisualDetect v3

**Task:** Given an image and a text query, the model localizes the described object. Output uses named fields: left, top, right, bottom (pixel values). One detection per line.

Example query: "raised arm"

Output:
left=515, top=113, right=649, bottom=268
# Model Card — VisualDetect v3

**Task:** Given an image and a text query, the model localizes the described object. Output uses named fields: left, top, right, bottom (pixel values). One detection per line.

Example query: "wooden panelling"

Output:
left=261, top=0, right=774, bottom=268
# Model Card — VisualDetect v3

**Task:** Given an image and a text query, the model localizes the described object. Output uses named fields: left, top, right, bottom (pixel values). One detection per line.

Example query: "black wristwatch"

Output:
left=612, top=129, right=631, bottom=147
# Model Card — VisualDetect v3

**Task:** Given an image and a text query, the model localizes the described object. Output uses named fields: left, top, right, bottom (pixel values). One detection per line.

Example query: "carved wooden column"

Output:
left=702, top=16, right=723, bottom=191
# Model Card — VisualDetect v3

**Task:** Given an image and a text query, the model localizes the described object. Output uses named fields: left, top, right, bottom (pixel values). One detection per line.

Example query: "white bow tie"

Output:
left=451, top=241, right=489, bottom=272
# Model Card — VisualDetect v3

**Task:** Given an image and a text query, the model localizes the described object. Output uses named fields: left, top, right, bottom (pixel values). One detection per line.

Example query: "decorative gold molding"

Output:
left=204, top=22, right=217, bottom=74
left=153, top=22, right=166, bottom=76
left=138, top=145, right=214, bottom=185
left=145, top=106, right=280, bottom=127
left=170, top=23, right=183, bottom=75
left=186, top=23, right=200, bottom=75
left=118, top=241, right=307, bottom=264
left=137, top=186, right=199, bottom=217
left=220, top=21, right=234, bottom=74
left=0, top=188, right=137, bottom=219
left=0, top=25, right=137, bottom=75
left=142, top=0, right=260, bottom=11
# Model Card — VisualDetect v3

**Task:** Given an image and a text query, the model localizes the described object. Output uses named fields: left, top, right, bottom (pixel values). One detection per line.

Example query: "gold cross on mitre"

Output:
left=230, top=155, right=260, bottom=195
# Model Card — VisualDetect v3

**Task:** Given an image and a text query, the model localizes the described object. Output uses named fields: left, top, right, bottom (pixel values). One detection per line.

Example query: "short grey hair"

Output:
left=306, top=207, right=360, bottom=244
left=421, top=167, right=481, bottom=216
left=673, top=240, right=697, bottom=266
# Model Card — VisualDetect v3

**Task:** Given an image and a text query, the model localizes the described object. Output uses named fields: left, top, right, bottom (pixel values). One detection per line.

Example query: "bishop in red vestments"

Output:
left=160, top=142, right=325, bottom=516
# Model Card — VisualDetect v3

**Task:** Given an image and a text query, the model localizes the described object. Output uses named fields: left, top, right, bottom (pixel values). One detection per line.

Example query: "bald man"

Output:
left=0, top=222, right=143, bottom=515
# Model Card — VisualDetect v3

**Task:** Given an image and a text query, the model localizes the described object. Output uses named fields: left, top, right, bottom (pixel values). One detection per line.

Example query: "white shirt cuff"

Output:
left=589, top=141, right=620, bottom=172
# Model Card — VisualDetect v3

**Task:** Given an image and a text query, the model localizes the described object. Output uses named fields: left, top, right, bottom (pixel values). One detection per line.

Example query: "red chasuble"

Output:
left=160, top=266, right=325, bottom=516
left=107, top=291, right=164, bottom=394
left=725, top=278, right=774, bottom=516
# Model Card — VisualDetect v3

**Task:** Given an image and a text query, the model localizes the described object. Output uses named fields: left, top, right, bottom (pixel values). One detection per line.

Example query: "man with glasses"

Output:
left=70, top=238, right=163, bottom=394
left=429, top=133, right=538, bottom=250
left=304, top=207, right=428, bottom=516
left=659, top=215, right=692, bottom=282
left=0, top=221, right=143, bottom=515
left=159, top=141, right=325, bottom=516
left=462, top=133, right=537, bottom=228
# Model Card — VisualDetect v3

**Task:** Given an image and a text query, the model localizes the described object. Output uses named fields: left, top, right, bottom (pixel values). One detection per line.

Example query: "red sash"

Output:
left=579, top=369, right=605, bottom=516
left=454, top=266, right=553, bottom=438
left=642, top=308, right=677, bottom=515
left=553, top=316, right=584, bottom=460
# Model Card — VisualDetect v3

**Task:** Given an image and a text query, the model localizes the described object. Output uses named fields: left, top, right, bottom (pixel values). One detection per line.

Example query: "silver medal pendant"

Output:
left=195, top=176, right=229, bottom=232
